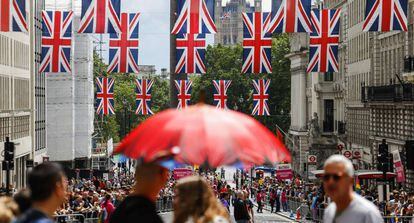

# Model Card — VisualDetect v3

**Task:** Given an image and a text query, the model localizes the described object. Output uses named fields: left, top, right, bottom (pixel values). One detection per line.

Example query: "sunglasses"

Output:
left=323, top=174, right=343, bottom=182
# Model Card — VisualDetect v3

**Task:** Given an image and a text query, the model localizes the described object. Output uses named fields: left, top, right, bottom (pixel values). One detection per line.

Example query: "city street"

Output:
left=160, top=209, right=294, bottom=223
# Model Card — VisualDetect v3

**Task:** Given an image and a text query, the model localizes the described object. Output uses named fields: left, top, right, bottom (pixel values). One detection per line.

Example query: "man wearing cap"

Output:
left=109, top=162, right=170, bottom=223
left=323, top=155, right=383, bottom=223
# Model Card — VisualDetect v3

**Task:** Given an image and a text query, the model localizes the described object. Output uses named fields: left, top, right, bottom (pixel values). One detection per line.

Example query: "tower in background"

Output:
left=214, top=0, right=261, bottom=46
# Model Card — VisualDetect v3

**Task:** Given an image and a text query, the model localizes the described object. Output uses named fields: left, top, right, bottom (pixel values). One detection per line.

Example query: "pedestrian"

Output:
left=275, top=187, right=281, bottom=213
left=109, top=162, right=170, bottom=223
left=220, top=193, right=230, bottom=212
left=322, top=155, right=383, bottom=223
left=15, top=162, right=68, bottom=223
left=13, top=189, right=32, bottom=216
left=269, top=188, right=276, bottom=213
left=100, top=193, right=115, bottom=223
left=173, top=176, right=230, bottom=223
left=256, top=190, right=263, bottom=213
left=281, top=189, right=288, bottom=212
left=233, top=191, right=250, bottom=223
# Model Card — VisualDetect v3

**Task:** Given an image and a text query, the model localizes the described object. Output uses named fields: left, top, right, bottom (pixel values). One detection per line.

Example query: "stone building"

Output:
left=214, top=0, right=261, bottom=46
left=287, top=0, right=414, bottom=189
left=0, top=3, right=34, bottom=188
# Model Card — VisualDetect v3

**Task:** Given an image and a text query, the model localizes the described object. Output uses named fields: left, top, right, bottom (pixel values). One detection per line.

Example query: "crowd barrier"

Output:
left=383, top=216, right=414, bottom=223
left=54, top=196, right=174, bottom=223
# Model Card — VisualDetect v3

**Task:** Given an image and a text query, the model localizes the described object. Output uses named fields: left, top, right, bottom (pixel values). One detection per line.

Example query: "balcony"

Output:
left=403, top=56, right=414, bottom=82
left=361, top=83, right=414, bottom=103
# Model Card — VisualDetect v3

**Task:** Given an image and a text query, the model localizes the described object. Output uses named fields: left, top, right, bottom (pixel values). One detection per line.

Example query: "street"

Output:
left=160, top=209, right=295, bottom=223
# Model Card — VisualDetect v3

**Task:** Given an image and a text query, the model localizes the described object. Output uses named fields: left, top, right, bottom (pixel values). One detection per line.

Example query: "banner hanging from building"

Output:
left=391, top=149, right=406, bottom=183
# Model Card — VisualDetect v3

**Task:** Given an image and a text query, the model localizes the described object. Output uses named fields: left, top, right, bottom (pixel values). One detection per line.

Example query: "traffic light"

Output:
left=378, top=139, right=390, bottom=172
left=4, top=141, right=15, bottom=161
left=405, top=140, right=414, bottom=170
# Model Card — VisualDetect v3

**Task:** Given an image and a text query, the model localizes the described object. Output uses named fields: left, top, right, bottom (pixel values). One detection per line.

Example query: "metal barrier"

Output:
left=156, top=196, right=174, bottom=212
left=383, top=216, right=414, bottom=223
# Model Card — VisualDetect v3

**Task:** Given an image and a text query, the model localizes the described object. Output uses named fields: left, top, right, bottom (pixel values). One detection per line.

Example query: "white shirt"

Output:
left=323, top=193, right=383, bottom=223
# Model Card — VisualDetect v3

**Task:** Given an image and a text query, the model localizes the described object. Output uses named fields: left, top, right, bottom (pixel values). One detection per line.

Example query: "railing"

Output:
left=54, top=197, right=174, bottom=223
left=156, top=196, right=174, bottom=212
left=362, top=83, right=414, bottom=103
left=383, top=216, right=414, bottom=223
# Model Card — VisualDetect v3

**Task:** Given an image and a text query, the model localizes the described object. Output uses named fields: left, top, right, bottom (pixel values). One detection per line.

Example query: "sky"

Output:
left=47, top=0, right=272, bottom=73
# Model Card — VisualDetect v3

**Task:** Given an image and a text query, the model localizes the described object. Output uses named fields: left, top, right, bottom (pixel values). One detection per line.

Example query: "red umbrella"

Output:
left=115, top=104, right=291, bottom=167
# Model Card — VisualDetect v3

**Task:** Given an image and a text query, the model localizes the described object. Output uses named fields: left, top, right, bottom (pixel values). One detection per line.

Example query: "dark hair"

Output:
left=14, top=188, right=32, bottom=213
left=28, top=162, right=65, bottom=202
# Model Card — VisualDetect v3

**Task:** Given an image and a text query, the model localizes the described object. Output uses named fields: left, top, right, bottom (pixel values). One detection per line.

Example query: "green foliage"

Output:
left=93, top=34, right=291, bottom=142
left=191, top=35, right=291, bottom=132
left=93, top=53, right=170, bottom=142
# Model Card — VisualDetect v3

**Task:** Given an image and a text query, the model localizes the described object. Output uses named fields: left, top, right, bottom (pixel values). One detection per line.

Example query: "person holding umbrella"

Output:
left=109, top=162, right=170, bottom=223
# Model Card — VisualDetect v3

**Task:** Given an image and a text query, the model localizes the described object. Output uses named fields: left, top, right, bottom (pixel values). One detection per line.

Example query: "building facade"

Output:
left=0, top=12, right=33, bottom=188
left=214, top=0, right=261, bottom=46
left=33, top=0, right=47, bottom=164
left=288, top=0, right=414, bottom=188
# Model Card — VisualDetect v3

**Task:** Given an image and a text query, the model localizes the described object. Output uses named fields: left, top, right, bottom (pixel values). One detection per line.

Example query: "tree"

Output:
left=93, top=53, right=170, bottom=143
left=191, top=34, right=291, bottom=132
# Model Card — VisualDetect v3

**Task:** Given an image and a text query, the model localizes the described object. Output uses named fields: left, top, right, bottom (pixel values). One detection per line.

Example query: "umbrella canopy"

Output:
left=115, top=104, right=291, bottom=167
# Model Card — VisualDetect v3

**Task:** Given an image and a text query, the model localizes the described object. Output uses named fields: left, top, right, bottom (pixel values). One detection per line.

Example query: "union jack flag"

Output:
left=176, top=34, right=206, bottom=74
left=266, top=0, right=312, bottom=33
left=40, top=11, right=73, bottom=73
left=363, top=0, right=408, bottom=32
left=252, top=79, right=270, bottom=116
left=135, top=79, right=154, bottom=115
left=242, top=12, right=273, bottom=74
left=78, top=0, right=121, bottom=34
left=213, top=80, right=231, bottom=109
left=307, top=9, right=341, bottom=73
left=175, top=80, right=192, bottom=109
left=107, top=13, right=140, bottom=74
left=171, top=0, right=216, bottom=34
left=0, top=0, right=27, bottom=32
left=96, top=77, right=115, bottom=115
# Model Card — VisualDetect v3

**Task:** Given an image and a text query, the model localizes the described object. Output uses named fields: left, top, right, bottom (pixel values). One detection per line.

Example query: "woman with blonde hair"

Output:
left=173, top=176, right=230, bottom=223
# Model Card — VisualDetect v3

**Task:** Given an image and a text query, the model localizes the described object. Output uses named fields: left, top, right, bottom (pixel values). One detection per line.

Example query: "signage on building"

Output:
left=276, top=164, right=293, bottom=181
left=343, top=150, right=352, bottom=159
left=173, top=168, right=193, bottom=180
left=307, top=155, right=317, bottom=164
left=391, top=149, right=406, bottom=183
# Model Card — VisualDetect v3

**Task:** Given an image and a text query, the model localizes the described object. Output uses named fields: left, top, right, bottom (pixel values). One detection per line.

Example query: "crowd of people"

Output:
left=0, top=155, right=413, bottom=223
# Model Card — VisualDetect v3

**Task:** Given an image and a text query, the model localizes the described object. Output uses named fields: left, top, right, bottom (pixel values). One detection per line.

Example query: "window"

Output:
left=0, top=117, right=11, bottom=142
left=13, top=116, right=30, bottom=139
left=324, top=72, right=334, bottom=82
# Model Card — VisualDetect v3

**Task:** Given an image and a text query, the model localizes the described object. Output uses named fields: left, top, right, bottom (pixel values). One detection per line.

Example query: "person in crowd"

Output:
left=281, top=189, right=288, bottom=212
left=322, top=155, right=383, bottom=223
left=109, top=162, right=170, bottom=223
left=16, top=162, right=68, bottom=223
left=14, top=189, right=32, bottom=216
left=275, top=187, right=281, bottom=213
left=173, top=176, right=230, bottom=223
left=256, top=190, right=263, bottom=213
left=269, top=188, right=276, bottom=213
left=0, top=196, right=19, bottom=222
left=233, top=191, right=250, bottom=223
left=100, top=193, right=115, bottom=223
left=220, top=193, right=230, bottom=212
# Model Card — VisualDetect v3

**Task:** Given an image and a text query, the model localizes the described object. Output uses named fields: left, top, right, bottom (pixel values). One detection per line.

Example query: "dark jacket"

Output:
left=233, top=198, right=250, bottom=221
left=15, top=208, right=54, bottom=223
left=109, top=195, right=163, bottom=223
